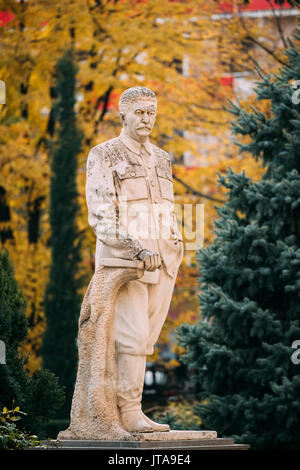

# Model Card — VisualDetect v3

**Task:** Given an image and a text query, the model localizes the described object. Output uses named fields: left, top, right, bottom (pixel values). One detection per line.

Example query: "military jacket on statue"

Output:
left=86, top=129, right=184, bottom=284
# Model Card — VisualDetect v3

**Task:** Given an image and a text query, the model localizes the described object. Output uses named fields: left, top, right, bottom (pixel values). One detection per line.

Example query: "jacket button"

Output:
left=154, top=198, right=159, bottom=203
left=151, top=181, right=155, bottom=186
left=147, top=165, right=151, bottom=169
left=165, top=172, right=169, bottom=177
left=130, top=171, right=136, bottom=177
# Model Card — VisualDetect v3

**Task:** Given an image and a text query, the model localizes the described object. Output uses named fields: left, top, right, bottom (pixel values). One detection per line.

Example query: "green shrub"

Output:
left=0, top=406, right=40, bottom=450
left=152, top=399, right=203, bottom=430
left=0, top=248, right=65, bottom=438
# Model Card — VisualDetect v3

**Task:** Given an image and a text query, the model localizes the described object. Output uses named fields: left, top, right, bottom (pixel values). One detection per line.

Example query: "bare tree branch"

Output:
left=238, top=15, right=287, bottom=66
left=266, top=0, right=288, bottom=49
left=173, top=173, right=225, bottom=203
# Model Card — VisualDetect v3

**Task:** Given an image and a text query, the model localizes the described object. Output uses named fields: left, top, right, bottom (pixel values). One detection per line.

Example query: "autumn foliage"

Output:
left=0, top=0, right=296, bottom=372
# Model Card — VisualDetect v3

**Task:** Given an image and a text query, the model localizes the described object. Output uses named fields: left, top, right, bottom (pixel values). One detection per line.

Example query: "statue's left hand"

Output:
left=136, top=249, right=162, bottom=272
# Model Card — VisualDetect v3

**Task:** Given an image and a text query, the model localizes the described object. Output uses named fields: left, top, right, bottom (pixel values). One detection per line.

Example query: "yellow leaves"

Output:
left=0, top=0, right=292, bottom=373
left=153, top=399, right=202, bottom=429
left=4, top=238, right=50, bottom=374
left=166, top=358, right=180, bottom=369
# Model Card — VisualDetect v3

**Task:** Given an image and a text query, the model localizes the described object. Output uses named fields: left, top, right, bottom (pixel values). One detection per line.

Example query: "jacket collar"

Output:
left=119, top=128, right=152, bottom=156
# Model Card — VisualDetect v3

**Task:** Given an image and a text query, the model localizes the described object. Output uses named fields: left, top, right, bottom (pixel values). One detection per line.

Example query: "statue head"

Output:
left=119, top=86, right=157, bottom=143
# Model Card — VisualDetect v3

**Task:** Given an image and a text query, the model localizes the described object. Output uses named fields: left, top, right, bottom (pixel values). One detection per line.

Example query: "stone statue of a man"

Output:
left=85, top=86, right=184, bottom=434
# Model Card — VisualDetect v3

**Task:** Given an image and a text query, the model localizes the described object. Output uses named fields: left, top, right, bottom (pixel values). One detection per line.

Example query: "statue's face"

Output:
left=122, top=99, right=156, bottom=142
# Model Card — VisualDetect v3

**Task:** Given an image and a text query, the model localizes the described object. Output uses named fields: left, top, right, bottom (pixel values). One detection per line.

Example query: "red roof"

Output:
left=0, top=1, right=293, bottom=28
left=220, top=76, right=234, bottom=86
left=0, top=11, right=15, bottom=27
left=219, top=0, right=292, bottom=12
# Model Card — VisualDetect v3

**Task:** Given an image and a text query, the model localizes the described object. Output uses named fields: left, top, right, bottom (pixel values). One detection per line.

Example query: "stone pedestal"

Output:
left=46, top=430, right=250, bottom=450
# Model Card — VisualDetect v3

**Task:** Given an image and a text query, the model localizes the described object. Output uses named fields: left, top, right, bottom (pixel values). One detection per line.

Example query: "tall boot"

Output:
left=142, top=412, right=170, bottom=432
left=117, top=353, right=153, bottom=433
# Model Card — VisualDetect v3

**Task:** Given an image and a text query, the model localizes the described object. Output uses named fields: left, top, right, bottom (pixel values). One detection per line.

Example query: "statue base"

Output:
left=45, top=430, right=250, bottom=450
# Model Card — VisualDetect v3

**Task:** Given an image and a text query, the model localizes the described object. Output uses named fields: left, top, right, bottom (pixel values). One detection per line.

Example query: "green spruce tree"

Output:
left=178, top=26, right=300, bottom=450
left=42, top=48, right=83, bottom=418
left=0, top=248, right=64, bottom=436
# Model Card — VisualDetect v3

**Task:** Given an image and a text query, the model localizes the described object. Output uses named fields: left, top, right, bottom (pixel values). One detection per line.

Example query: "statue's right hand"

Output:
left=136, top=249, right=162, bottom=272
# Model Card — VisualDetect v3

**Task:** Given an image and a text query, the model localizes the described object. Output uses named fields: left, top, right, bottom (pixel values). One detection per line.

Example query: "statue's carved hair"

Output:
left=119, top=86, right=157, bottom=114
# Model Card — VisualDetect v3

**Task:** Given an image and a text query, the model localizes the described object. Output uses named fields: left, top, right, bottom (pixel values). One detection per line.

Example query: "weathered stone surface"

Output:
left=58, top=263, right=145, bottom=442
left=44, top=436, right=250, bottom=450
left=57, top=87, right=214, bottom=441
left=132, top=430, right=217, bottom=441
left=101, top=258, right=145, bottom=269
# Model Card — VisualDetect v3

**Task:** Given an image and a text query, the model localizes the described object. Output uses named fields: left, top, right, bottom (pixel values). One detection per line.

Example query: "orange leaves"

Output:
left=0, top=0, right=294, bottom=372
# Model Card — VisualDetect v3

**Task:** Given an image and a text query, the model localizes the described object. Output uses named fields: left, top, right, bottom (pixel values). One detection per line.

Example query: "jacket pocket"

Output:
left=156, top=166, right=174, bottom=202
left=115, top=165, right=148, bottom=201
